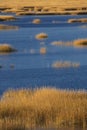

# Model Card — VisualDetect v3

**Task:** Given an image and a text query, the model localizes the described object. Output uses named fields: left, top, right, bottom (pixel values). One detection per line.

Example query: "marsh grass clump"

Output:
left=51, top=39, right=87, bottom=47
left=0, top=87, right=87, bottom=129
left=32, top=18, right=41, bottom=24
left=0, top=44, right=17, bottom=53
left=73, top=39, right=87, bottom=47
left=68, top=18, right=87, bottom=23
left=52, top=61, right=80, bottom=68
left=35, top=33, right=48, bottom=40
left=0, top=24, right=19, bottom=30
left=0, top=15, right=16, bottom=21
left=40, top=47, right=47, bottom=54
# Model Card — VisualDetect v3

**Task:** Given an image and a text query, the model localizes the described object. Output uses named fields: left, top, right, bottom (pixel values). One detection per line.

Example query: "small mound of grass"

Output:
left=35, top=33, right=48, bottom=40
left=32, top=18, right=41, bottom=24
left=40, top=47, right=47, bottom=54
left=0, top=15, right=16, bottom=21
left=73, top=39, right=87, bottom=47
left=0, top=44, right=17, bottom=53
left=52, top=61, right=80, bottom=68
left=0, top=24, right=19, bottom=30
left=68, top=18, right=87, bottom=23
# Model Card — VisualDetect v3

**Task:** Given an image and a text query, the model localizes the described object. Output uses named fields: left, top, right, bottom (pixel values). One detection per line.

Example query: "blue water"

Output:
left=0, top=14, right=87, bottom=94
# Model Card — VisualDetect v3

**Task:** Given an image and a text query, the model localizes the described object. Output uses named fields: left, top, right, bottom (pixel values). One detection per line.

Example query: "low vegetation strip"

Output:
left=0, top=15, right=16, bottom=21
left=52, top=61, right=80, bottom=68
left=0, top=24, right=19, bottom=30
left=0, top=88, right=87, bottom=129
left=51, top=38, right=87, bottom=47
left=68, top=18, right=87, bottom=23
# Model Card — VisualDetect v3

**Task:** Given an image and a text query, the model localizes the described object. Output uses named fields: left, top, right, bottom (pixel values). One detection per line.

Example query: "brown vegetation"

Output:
left=0, top=44, right=17, bottom=53
left=0, top=87, right=87, bottom=129
left=51, top=39, right=87, bottom=48
left=0, top=15, right=16, bottom=21
left=73, top=39, right=87, bottom=47
left=68, top=18, right=87, bottom=23
left=35, top=33, right=48, bottom=40
left=0, top=24, right=19, bottom=30
left=32, top=19, right=41, bottom=24
left=0, top=0, right=87, bottom=15
left=40, top=47, right=47, bottom=54
left=52, top=61, right=80, bottom=68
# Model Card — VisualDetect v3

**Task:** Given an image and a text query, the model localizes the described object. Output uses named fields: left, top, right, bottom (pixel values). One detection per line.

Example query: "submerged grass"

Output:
left=0, top=87, right=87, bottom=129
left=0, top=24, right=19, bottom=30
left=52, top=61, right=80, bottom=68
left=51, top=38, right=87, bottom=48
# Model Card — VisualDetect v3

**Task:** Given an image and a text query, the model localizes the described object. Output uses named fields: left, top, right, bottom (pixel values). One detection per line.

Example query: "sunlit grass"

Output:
left=32, top=19, right=41, bottom=24
left=68, top=18, right=87, bottom=23
left=73, top=39, right=87, bottom=47
left=52, top=61, right=80, bottom=68
left=0, top=24, right=19, bottom=30
left=0, top=15, right=16, bottom=21
left=35, top=33, right=48, bottom=40
left=0, top=87, right=87, bottom=129
left=51, top=38, right=87, bottom=48
left=40, top=47, right=47, bottom=54
left=0, top=44, right=17, bottom=53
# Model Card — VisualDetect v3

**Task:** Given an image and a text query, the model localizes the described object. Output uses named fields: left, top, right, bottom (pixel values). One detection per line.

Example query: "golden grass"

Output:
left=35, top=33, right=48, bottom=40
left=0, top=44, right=17, bottom=53
left=73, top=39, right=87, bottom=47
left=0, top=0, right=87, bottom=8
left=0, top=87, right=87, bottom=129
left=0, top=24, right=19, bottom=30
left=0, top=15, right=16, bottom=21
left=40, top=47, right=47, bottom=54
left=52, top=61, right=80, bottom=68
left=68, top=18, right=87, bottom=23
left=51, top=38, right=87, bottom=48
left=32, top=19, right=41, bottom=24
left=1, top=0, right=87, bottom=15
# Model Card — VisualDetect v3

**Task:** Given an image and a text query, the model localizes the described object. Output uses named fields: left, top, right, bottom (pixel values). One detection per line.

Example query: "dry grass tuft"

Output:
left=51, top=39, right=87, bottom=48
left=35, top=33, right=48, bottom=40
left=40, top=47, right=47, bottom=54
left=52, top=61, right=80, bottom=68
left=73, top=39, right=87, bottom=47
left=0, top=44, right=17, bottom=53
left=0, top=15, right=16, bottom=21
left=0, top=24, right=19, bottom=30
left=68, top=18, right=87, bottom=23
left=32, top=19, right=41, bottom=24
left=0, top=87, right=87, bottom=129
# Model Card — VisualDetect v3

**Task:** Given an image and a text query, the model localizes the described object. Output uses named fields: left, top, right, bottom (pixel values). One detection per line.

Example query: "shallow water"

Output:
left=0, top=14, right=87, bottom=94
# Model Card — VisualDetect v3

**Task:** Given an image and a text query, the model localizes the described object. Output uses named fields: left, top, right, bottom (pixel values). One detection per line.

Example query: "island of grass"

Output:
left=0, top=44, right=17, bottom=53
left=35, top=33, right=48, bottom=40
left=73, top=39, right=87, bottom=47
left=52, top=61, right=80, bottom=68
left=0, top=24, right=19, bottom=30
left=51, top=38, right=87, bottom=48
left=32, top=18, right=41, bottom=24
left=0, top=87, right=87, bottom=129
left=0, top=15, right=16, bottom=21
left=68, top=18, right=87, bottom=23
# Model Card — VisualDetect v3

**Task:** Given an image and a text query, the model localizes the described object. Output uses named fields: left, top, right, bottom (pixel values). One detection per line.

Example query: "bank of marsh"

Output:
left=0, top=87, right=87, bottom=129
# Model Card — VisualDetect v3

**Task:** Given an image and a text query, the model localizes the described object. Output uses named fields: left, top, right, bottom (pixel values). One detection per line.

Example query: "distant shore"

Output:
left=0, top=0, right=87, bottom=15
